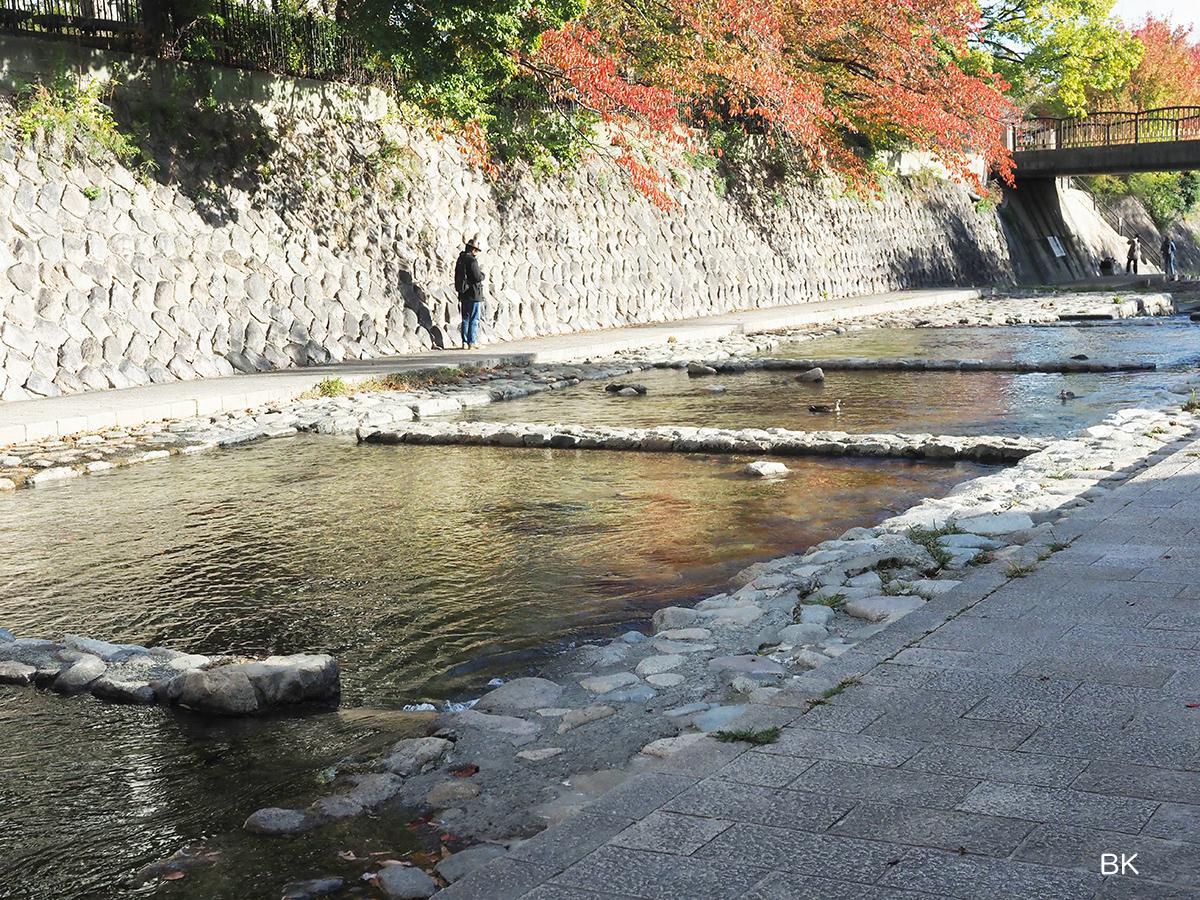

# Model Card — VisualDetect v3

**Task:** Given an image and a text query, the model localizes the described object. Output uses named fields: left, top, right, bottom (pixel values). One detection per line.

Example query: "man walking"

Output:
left=1161, top=235, right=1178, bottom=280
left=455, top=237, right=485, bottom=349
left=1126, top=234, right=1141, bottom=275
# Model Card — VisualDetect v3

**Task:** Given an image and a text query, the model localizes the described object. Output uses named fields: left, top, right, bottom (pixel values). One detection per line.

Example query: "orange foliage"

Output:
left=528, top=0, right=1014, bottom=204
left=1118, top=17, right=1200, bottom=109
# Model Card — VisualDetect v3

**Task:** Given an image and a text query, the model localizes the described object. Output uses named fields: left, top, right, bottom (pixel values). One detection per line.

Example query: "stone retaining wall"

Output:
left=0, top=36, right=1014, bottom=402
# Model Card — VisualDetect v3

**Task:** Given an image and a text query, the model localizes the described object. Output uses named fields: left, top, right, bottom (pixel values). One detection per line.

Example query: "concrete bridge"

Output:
left=1012, top=106, right=1200, bottom=176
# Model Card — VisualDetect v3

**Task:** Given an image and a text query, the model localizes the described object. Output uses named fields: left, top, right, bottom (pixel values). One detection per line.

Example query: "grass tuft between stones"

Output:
left=302, top=366, right=482, bottom=399
left=713, top=727, right=781, bottom=745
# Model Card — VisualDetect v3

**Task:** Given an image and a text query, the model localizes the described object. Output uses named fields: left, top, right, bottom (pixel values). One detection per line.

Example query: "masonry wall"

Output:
left=0, top=38, right=1015, bottom=402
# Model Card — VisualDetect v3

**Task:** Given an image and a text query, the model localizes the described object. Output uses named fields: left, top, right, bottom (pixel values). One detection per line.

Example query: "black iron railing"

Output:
left=0, top=0, right=396, bottom=89
left=1016, top=107, right=1200, bottom=152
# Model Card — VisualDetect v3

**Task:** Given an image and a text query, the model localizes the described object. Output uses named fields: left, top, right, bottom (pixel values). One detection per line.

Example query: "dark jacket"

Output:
left=455, top=250, right=484, bottom=303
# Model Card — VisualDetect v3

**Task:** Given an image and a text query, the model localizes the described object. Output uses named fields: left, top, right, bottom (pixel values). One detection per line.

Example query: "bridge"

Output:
left=1013, top=106, right=1200, bottom=176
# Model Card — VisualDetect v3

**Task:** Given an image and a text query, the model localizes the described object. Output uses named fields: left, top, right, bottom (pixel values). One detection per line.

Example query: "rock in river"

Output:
left=376, top=864, right=437, bottom=899
left=744, top=460, right=789, bottom=478
left=474, top=677, right=563, bottom=712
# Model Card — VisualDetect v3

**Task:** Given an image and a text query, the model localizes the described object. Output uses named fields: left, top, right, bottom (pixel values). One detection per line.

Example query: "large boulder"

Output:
left=162, top=654, right=339, bottom=716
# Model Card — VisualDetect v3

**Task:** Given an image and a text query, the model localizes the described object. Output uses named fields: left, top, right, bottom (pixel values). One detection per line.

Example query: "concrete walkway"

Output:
left=0, top=288, right=977, bottom=445
left=440, top=435, right=1200, bottom=899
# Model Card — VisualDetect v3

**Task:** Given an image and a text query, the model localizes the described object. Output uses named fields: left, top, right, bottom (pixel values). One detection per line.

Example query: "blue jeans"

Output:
left=1165, top=256, right=1176, bottom=278
left=460, top=300, right=481, bottom=346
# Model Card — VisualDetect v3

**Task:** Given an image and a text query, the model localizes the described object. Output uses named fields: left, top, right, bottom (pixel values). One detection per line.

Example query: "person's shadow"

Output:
left=399, top=268, right=447, bottom=350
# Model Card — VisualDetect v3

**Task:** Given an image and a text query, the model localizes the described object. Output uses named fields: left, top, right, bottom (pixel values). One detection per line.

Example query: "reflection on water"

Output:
left=0, top=689, right=424, bottom=899
left=460, top=365, right=1171, bottom=437
left=0, top=439, right=987, bottom=898
left=0, top=439, right=985, bottom=703
left=779, top=317, right=1200, bottom=368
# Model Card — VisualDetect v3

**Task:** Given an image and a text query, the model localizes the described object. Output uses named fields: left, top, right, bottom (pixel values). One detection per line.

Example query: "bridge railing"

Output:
left=1016, top=107, right=1200, bottom=152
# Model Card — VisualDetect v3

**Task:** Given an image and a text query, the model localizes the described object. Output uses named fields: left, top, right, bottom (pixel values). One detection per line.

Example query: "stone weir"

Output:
left=703, top=357, right=1157, bottom=374
left=0, top=630, right=338, bottom=716
left=358, top=421, right=1044, bottom=463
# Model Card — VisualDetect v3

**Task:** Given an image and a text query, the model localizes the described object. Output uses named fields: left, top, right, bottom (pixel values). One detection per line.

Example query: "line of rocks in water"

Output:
left=0, top=290, right=1178, bottom=493
left=358, top=420, right=1045, bottom=463
left=238, top=404, right=1193, bottom=899
left=0, top=631, right=338, bottom=715
left=693, top=356, right=1156, bottom=373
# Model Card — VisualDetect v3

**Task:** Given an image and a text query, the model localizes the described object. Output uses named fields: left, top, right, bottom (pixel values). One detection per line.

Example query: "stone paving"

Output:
left=433, top=436, right=1200, bottom=899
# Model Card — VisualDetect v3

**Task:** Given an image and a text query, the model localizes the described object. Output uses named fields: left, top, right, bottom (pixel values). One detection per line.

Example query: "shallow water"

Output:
left=457, top=318, right=1198, bottom=437
left=459, top=365, right=1170, bottom=437
left=778, top=317, right=1200, bottom=368
left=0, top=437, right=987, bottom=898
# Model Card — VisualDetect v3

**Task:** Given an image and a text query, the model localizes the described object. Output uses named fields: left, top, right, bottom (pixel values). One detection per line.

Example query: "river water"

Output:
left=461, top=319, right=1199, bottom=437
left=0, top=438, right=987, bottom=898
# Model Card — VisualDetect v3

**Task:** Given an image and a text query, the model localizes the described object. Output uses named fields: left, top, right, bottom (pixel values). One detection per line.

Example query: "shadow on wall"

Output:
left=100, top=58, right=453, bottom=354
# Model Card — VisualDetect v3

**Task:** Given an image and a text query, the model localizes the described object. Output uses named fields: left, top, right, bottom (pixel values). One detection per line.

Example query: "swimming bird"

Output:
left=809, top=400, right=841, bottom=414
left=1059, top=390, right=1078, bottom=400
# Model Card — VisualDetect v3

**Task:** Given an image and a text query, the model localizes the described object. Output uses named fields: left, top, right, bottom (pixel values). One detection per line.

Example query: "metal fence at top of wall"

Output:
left=1016, top=107, right=1200, bottom=153
left=0, top=0, right=397, bottom=90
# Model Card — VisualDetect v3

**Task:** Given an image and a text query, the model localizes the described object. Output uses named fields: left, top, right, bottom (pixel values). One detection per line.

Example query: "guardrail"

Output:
left=1016, top=107, right=1200, bottom=152
left=0, top=0, right=395, bottom=90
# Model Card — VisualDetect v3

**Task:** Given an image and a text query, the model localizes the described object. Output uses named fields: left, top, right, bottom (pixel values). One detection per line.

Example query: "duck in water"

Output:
left=1059, top=390, right=1078, bottom=401
left=809, top=399, right=841, bottom=414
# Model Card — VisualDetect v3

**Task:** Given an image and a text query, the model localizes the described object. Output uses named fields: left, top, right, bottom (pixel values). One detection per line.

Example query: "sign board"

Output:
left=1046, top=235, right=1067, bottom=258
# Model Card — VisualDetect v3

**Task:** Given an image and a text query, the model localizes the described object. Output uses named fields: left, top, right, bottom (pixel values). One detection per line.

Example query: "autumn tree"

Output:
left=973, top=0, right=1142, bottom=115
left=1094, top=17, right=1200, bottom=110
left=530, top=0, right=1016, bottom=202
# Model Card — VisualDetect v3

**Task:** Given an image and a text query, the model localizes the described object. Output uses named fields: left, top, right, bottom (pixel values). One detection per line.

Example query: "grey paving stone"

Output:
left=964, top=696, right=1133, bottom=730
left=550, top=846, right=765, bottom=900
left=694, top=822, right=901, bottom=881
left=824, top=685, right=981, bottom=717
left=1021, top=724, right=1200, bottom=770
left=1018, top=656, right=1176, bottom=688
left=788, top=760, right=978, bottom=807
left=796, top=704, right=882, bottom=733
left=1015, top=823, right=1200, bottom=885
left=431, top=858, right=558, bottom=900
left=1064, top=681, right=1174, bottom=709
left=1093, top=875, right=1200, bottom=898
left=509, top=813, right=635, bottom=871
left=608, top=811, right=731, bottom=855
left=865, top=710, right=1036, bottom=750
left=581, top=773, right=697, bottom=821
left=1148, top=610, right=1200, bottom=630
left=828, top=801, right=1035, bottom=857
left=524, top=887, right=642, bottom=900
left=860, top=663, right=937, bottom=689
left=903, top=743, right=1088, bottom=789
left=892, top=647, right=1023, bottom=673
left=661, top=779, right=851, bottom=832
left=712, top=751, right=816, bottom=788
left=1142, top=802, right=1200, bottom=843
left=922, top=669, right=1080, bottom=702
left=758, top=727, right=923, bottom=767
left=877, top=846, right=1102, bottom=899
left=958, top=782, right=1159, bottom=834
left=741, top=872, right=937, bottom=900
left=1063, top=623, right=1200, bottom=650
left=1071, top=760, right=1200, bottom=805
left=1162, top=670, right=1200, bottom=696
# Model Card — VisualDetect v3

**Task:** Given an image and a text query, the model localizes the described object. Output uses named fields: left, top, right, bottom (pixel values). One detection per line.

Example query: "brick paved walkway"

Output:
left=440, top=436, right=1200, bottom=899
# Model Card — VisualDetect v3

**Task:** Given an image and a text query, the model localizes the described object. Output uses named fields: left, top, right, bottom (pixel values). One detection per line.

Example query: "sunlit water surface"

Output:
left=460, top=319, right=1199, bottom=437
left=0, top=438, right=987, bottom=898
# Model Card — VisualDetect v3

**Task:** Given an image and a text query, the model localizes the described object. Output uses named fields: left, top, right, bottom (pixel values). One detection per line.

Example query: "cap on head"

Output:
left=466, top=236, right=482, bottom=251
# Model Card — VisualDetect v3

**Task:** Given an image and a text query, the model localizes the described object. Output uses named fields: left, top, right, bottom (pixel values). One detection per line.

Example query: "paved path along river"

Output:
left=437, top=436, right=1200, bottom=899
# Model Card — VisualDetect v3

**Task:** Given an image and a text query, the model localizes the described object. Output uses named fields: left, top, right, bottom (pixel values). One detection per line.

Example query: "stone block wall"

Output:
left=0, top=45, right=1014, bottom=402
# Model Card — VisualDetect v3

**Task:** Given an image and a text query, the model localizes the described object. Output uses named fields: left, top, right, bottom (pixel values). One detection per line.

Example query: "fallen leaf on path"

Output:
left=162, top=872, right=186, bottom=881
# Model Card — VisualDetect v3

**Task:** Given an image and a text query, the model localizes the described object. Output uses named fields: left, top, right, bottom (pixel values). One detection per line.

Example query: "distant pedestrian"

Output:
left=455, top=237, right=485, bottom=349
left=1161, top=236, right=1178, bottom=279
left=1126, top=234, right=1141, bottom=275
